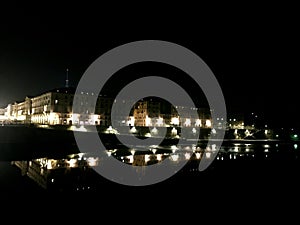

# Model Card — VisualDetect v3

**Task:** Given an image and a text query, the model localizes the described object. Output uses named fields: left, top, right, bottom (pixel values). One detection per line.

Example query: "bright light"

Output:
left=151, top=148, right=157, bottom=154
left=205, top=152, right=211, bottom=158
left=212, top=128, right=216, bottom=134
left=171, top=145, right=178, bottom=153
left=192, top=128, right=197, bottom=134
left=77, top=125, right=87, bottom=132
left=127, top=116, right=135, bottom=126
left=206, top=119, right=211, bottom=127
left=195, top=119, right=201, bottom=127
left=89, top=114, right=100, bottom=125
left=206, top=146, right=212, bottom=152
left=128, top=155, right=134, bottom=163
left=212, top=144, right=216, bottom=151
left=192, top=145, right=196, bottom=152
left=130, top=149, right=136, bottom=155
left=49, top=112, right=59, bottom=125
left=184, top=118, right=191, bottom=127
left=77, top=153, right=84, bottom=160
left=145, top=115, right=152, bottom=126
left=185, top=152, right=191, bottom=160
left=294, top=144, right=298, bottom=149
left=130, top=127, right=137, bottom=134
left=171, top=117, right=180, bottom=126
left=151, top=127, right=158, bottom=135
left=67, top=159, right=77, bottom=168
left=47, top=160, right=53, bottom=169
left=195, top=152, right=201, bottom=159
left=171, top=127, right=177, bottom=136
left=156, top=117, right=164, bottom=126
left=157, top=154, right=162, bottom=161
left=69, top=125, right=87, bottom=132
left=130, top=126, right=137, bottom=133
left=145, top=133, right=151, bottom=137
left=106, top=126, right=118, bottom=134
left=87, top=157, right=98, bottom=167
left=145, top=155, right=151, bottom=163
left=170, top=154, right=179, bottom=161
left=72, top=113, right=80, bottom=124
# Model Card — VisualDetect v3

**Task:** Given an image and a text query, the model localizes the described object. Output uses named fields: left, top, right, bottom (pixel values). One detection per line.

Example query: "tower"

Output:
left=65, top=68, right=69, bottom=88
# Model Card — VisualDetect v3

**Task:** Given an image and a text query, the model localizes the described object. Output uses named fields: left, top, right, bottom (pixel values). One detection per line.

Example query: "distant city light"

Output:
left=130, top=150, right=135, bottom=155
left=156, top=117, right=164, bottom=126
left=151, top=127, right=158, bottom=135
left=171, top=117, right=180, bottom=126
left=145, top=115, right=152, bottom=126
left=185, top=152, right=191, bottom=160
left=145, top=155, right=151, bottom=163
left=171, top=127, right=177, bottom=136
left=195, top=119, right=201, bottom=127
left=206, top=119, right=212, bottom=127
left=184, top=118, right=191, bottom=127
left=170, top=154, right=179, bottom=162
left=130, top=126, right=137, bottom=133
left=157, top=154, right=162, bottom=161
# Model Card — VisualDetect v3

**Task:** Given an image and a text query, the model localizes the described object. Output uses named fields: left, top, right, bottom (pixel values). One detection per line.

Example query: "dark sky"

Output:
left=0, top=5, right=299, bottom=127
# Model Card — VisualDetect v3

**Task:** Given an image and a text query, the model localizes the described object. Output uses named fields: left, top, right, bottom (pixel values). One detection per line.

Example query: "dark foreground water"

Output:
left=1, top=141, right=300, bottom=222
left=1, top=141, right=300, bottom=194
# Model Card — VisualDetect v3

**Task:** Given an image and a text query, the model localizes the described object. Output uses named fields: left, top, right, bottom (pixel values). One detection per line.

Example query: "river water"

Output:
left=1, top=141, right=299, bottom=194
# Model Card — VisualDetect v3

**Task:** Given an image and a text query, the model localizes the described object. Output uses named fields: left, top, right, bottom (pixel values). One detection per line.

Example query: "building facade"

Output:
left=2, top=87, right=242, bottom=129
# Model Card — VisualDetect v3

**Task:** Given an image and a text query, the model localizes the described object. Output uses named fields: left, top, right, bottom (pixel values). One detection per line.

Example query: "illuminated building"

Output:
left=5, top=87, right=113, bottom=126
left=133, top=98, right=160, bottom=127
left=2, top=87, right=244, bottom=129
left=0, top=108, right=7, bottom=123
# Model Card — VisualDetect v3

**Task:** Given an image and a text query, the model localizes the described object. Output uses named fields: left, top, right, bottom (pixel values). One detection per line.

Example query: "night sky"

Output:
left=0, top=5, right=299, bottom=127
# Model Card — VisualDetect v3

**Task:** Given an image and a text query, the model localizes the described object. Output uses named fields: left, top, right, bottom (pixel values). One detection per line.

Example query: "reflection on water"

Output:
left=11, top=142, right=300, bottom=192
